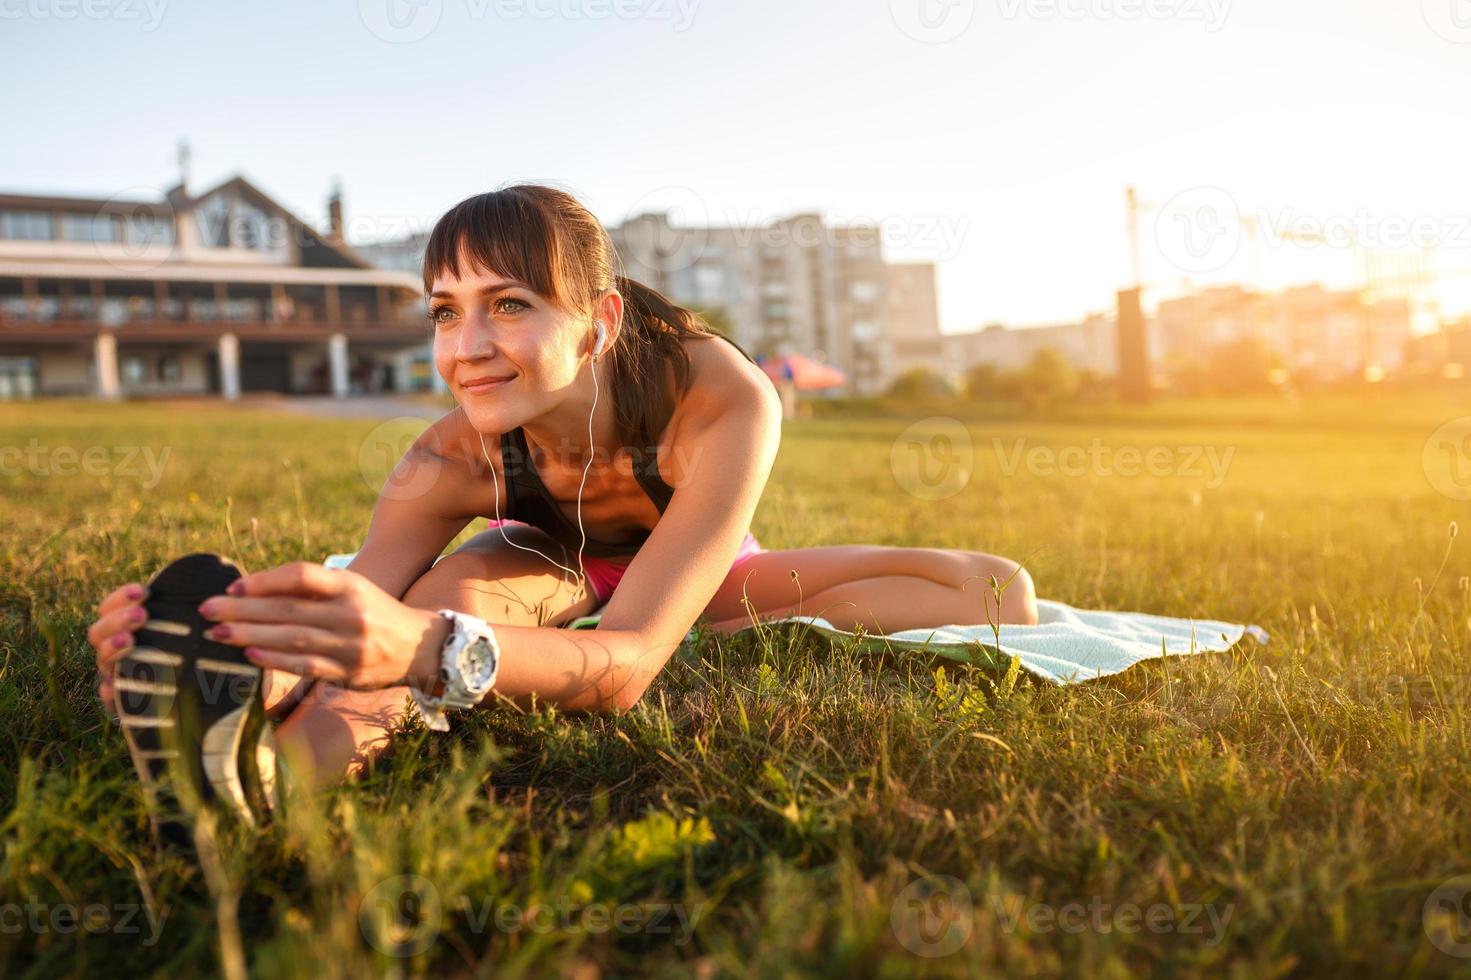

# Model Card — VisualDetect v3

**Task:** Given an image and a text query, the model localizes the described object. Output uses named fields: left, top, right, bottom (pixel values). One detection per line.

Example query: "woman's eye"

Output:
left=495, top=297, right=529, bottom=314
left=429, top=306, right=457, bottom=324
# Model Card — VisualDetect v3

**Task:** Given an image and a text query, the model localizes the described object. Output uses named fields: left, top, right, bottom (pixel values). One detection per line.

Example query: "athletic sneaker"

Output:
left=111, top=553, right=280, bottom=847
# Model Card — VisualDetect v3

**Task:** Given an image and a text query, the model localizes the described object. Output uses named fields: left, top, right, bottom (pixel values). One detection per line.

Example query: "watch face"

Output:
left=457, top=635, right=497, bottom=690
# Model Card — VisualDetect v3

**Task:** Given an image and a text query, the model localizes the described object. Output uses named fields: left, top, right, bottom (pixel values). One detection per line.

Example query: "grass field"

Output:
left=2, top=388, right=1470, bottom=977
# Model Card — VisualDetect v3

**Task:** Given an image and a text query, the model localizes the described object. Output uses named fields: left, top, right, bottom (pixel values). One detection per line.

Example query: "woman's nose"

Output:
left=456, top=314, right=497, bottom=360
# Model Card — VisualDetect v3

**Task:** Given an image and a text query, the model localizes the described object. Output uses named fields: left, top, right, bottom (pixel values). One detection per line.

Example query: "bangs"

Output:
left=421, top=189, right=571, bottom=308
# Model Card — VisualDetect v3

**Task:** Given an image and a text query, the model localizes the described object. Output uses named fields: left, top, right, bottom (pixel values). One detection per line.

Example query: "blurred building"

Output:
left=1155, top=283, right=1412, bottom=381
left=884, top=262, right=945, bottom=381
left=0, top=176, right=430, bottom=400
left=942, top=314, right=1117, bottom=381
left=610, top=211, right=894, bottom=396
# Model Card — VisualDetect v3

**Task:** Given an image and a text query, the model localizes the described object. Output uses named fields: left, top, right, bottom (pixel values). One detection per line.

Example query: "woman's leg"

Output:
left=700, top=545, right=1038, bottom=634
left=269, top=524, right=600, bottom=790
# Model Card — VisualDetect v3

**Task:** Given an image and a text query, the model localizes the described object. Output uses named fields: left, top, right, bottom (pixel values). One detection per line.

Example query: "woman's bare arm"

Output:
left=347, top=409, right=495, bottom=599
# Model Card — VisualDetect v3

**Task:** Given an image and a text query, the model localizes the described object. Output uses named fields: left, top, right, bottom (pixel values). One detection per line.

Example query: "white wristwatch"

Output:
left=410, top=609, right=501, bottom=732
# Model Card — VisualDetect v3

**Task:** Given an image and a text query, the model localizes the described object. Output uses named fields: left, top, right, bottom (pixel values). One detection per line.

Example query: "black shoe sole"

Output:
left=112, top=553, right=278, bottom=847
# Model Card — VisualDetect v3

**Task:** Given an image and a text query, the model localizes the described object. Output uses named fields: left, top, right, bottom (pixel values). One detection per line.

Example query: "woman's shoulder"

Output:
left=672, top=333, right=782, bottom=434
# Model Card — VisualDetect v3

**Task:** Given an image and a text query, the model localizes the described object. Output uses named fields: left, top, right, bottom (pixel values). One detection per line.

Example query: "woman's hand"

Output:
left=197, top=561, right=451, bottom=691
left=87, top=582, right=149, bottom=712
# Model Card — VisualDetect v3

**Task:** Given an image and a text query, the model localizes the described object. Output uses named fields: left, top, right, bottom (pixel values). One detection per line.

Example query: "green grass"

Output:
left=2, top=389, right=1470, bottom=978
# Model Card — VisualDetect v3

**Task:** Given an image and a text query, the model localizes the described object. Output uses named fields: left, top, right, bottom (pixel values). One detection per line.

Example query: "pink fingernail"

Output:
left=244, top=648, right=263, bottom=662
left=199, top=598, right=221, bottom=617
left=112, top=633, right=133, bottom=650
left=206, top=624, right=231, bottom=641
left=128, top=607, right=146, bottom=623
left=126, top=585, right=144, bottom=600
left=227, top=581, right=244, bottom=596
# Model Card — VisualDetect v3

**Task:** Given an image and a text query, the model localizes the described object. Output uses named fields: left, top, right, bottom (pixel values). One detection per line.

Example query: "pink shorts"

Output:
left=484, top=521, right=765, bottom=605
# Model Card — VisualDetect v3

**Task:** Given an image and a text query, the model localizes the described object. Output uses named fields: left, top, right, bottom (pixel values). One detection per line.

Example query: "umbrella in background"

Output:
left=756, top=353, right=846, bottom=390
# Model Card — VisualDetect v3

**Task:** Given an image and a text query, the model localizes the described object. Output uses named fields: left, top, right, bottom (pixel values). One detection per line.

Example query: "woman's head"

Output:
left=422, top=184, right=722, bottom=450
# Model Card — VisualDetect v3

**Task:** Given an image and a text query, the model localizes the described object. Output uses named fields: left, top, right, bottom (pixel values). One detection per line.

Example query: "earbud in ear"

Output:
left=592, top=321, right=608, bottom=357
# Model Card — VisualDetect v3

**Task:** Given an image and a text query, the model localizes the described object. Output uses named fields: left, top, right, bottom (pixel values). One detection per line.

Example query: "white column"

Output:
left=328, top=332, right=349, bottom=398
left=94, top=332, right=120, bottom=401
left=218, top=333, right=240, bottom=401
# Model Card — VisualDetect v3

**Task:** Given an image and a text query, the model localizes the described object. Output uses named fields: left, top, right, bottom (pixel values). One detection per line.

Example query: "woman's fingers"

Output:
left=89, top=606, right=147, bottom=670
left=233, top=562, right=351, bottom=601
left=198, top=595, right=352, bottom=632
left=243, top=648, right=350, bottom=684
left=98, top=583, right=146, bottom=618
left=207, top=621, right=353, bottom=661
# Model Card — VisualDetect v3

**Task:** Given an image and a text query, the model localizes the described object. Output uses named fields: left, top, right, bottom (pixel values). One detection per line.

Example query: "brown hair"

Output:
left=422, top=184, right=748, bottom=451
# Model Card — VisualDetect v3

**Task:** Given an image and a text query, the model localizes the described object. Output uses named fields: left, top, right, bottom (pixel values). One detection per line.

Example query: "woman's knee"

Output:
left=399, top=534, right=590, bottom=627
left=964, top=552, right=1038, bottom=626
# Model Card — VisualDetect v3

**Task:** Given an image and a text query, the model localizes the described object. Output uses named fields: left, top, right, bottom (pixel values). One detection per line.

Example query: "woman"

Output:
left=88, top=185, right=1038, bottom=809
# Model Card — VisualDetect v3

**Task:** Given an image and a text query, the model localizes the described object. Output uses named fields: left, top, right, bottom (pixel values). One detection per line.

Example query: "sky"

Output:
left=3, top=0, right=1469, bottom=332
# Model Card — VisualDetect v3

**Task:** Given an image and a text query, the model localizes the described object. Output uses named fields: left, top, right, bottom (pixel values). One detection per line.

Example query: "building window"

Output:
left=123, top=355, right=149, bottom=386
left=62, top=213, right=121, bottom=243
left=0, top=211, right=54, bottom=241
left=125, top=215, right=175, bottom=247
left=158, top=355, right=182, bottom=384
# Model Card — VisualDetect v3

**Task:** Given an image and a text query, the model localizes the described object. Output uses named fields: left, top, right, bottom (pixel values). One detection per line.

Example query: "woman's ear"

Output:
left=595, top=289, right=625, bottom=350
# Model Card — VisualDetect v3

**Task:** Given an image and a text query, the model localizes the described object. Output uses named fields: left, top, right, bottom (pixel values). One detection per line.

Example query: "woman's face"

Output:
left=428, top=258, right=587, bottom=434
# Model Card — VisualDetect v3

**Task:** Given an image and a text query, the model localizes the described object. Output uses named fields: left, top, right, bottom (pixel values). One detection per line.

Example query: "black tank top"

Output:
left=498, top=426, right=675, bottom=559
left=495, top=332, right=759, bottom=559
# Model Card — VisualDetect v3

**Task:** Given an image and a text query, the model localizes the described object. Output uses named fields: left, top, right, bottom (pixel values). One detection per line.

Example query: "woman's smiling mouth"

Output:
left=460, top=375, right=514, bottom=395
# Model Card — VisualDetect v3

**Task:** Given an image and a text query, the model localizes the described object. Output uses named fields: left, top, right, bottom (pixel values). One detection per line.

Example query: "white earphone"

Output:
left=477, top=319, right=609, bottom=603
